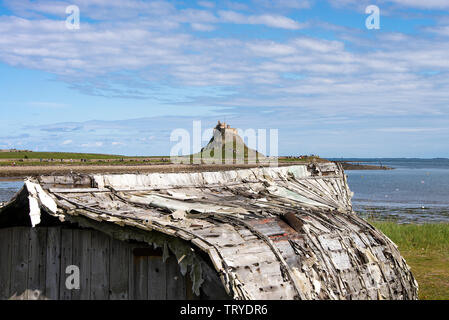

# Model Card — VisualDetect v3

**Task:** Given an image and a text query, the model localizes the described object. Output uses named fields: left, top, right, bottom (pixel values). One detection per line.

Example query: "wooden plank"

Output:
left=49, top=188, right=109, bottom=193
left=27, top=227, right=47, bottom=300
left=148, top=256, right=166, bottom=300
left=45, top=227, right=61, bottom=300
left=128, top=244, right=135, bottom=300
left=10, top=227, right=30, bottom=300
left=59, top=229, right=73, bottom=300
left=90, top=231, right=110, bottom=300
left=166, top=255, right=186, bottom=300
left=109, top=238, right=129, bottom=300
left=8, top=228, right=29, bottom=299
left=71, top=229, right=91, bottom=300
left=0, top=228, right=13, bottom=299
left=132, top=252, right=148, bottom=300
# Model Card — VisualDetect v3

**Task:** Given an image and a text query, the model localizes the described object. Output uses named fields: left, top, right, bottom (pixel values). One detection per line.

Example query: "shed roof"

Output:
left=0, top=163, right=418, bottom=300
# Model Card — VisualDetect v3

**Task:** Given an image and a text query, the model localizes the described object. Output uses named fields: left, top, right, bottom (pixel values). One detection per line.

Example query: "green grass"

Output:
left=371, top=221, right=449, bottom=300
left=0, top=152, right=173, bottom=161
left=0, top=159, right=170, bottom=166
left=278, top=156, right=326, bottom=163
left=371, top=221, right=449, bottom=251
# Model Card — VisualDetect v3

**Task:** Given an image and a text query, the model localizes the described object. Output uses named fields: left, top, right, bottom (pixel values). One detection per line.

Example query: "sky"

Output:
left=0, top=0, right=449, bottom=157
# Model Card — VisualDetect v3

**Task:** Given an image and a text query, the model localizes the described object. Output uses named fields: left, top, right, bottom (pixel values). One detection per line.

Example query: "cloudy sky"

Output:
left=1, top=0, right=448, bottom=157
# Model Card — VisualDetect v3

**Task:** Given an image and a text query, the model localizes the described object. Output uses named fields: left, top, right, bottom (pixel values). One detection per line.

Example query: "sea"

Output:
left=332, top=158, right=449, bottom=223
left=1, top=158, right=449, bottom=224
left=0, top=179, right=24, bottom=204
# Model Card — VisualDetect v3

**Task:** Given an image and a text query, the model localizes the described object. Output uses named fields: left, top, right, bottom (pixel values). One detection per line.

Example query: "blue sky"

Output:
left=1, top=0, right=449, bottom=157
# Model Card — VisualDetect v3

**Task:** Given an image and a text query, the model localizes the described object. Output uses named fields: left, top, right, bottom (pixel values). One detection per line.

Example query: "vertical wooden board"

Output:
left=0, top=228, right=12, bottom=300
left=71, top=229, right=91, bottom=300
left=148, top=256, right=166, bottom=300
left=166, top=255, right=186, bottom=300
left=9, top=227, right=30, bottom=299
left=45, top=227, right=61, bottom=300
left=132, top=254, right=148, bottom=300
left=128, top=245, right=135, bottom=300
left=27, top=227, right=47, bottom=300
left=109, top=239, right=129, bottom=300
left=59, top=229, right=73, bottom=300
left=90, top=231, right=110, bottom=300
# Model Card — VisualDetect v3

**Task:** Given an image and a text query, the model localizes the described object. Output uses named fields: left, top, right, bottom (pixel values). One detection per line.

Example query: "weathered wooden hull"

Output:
left=0, top=226, right=227, bottom=300
left=0, top=163, right=418, bottom=299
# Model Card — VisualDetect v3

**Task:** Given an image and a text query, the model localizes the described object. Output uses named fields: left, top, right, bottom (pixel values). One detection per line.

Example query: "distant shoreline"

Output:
left=0, top=160, right=393, bottom=178
left=336, top=161, right=393, bottom=170
left=0, top=162, right=305, bottom=178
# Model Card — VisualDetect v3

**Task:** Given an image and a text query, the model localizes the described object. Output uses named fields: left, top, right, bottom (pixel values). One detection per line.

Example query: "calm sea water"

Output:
left=338, top=158, right=449, bottom=223
left=1, top=159, right=449, bottom=223
left=0, top=180, right=24, bottom=203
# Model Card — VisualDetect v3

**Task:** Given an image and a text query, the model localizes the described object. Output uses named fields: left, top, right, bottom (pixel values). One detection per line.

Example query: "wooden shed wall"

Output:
left=0, top=226, right=200, bottom=300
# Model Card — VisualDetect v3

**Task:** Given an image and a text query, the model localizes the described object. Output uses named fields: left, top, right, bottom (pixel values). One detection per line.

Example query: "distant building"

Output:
left=215, top=120, right=237, bottom=135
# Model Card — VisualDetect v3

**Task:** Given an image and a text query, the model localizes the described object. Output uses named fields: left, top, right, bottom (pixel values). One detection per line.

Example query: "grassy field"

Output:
left=278, top=156, right=326, bottom=162
left=0, top=150, right=326, bottom=162
left=371, top=221, right=449, bottom=300
left=0, top=161, right=170, bottom=166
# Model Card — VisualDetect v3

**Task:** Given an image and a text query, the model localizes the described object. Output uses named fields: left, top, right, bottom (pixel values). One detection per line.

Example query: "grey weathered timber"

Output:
left=71, top=229, right=91, bottom=300
left=166, top=255, right=186, bottom=300
left=109, top=238, right=129, bottom=300
left=45, top=227, right=61, bottom=300
left=148, top=256, right=167, bottom=300
left=0, top=226, right=198, bottom=300
left=10, top=227, right=29, bottom=299
left=59, top=229, right=73, bottom=300
left=90, top=231, right=110, bottom=300
left=27, top=227, right=47, bottom=300
left=0, top=163, right=419, bottom=299
left=0, top=228, right=12, bottom=299
left=132, top=254, right=148, bottom=300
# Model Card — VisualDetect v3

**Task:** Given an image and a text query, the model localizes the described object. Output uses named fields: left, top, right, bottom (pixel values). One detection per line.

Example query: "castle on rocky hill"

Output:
left=198, top=121, right=264, bottom=162
left=215, top=121, right=237, bottom=135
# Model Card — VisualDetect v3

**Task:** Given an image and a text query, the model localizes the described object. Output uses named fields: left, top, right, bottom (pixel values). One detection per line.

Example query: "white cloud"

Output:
left=327, top=0, right=449, bottom=10
left=218, top=10, right=304, bottom=29
left=247, top=42, right=297, bottom=56
left=264, top=0, right=312, bottom=9
left=61, top=140, right=73, bottom=145
left=293, top=38, right=344, bottom=53
left=191, top=23, right=215, bottom=31
left=375, top=127, right=446, bottom=133
left=197, top=1, right=215, bottom=9
left=426, top=25, right=449, bottom=37
left=81, top=142, right=103, bottom=147
left=389, top=0, right=449, bottom=9
left=0, top=0, right=448, bottom=121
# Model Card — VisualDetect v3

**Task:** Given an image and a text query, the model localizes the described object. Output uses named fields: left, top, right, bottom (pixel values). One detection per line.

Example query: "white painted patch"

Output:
left=25, top=181, right=41, bottom=227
